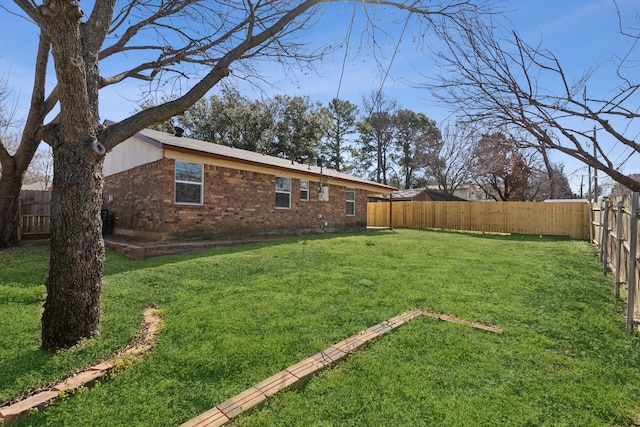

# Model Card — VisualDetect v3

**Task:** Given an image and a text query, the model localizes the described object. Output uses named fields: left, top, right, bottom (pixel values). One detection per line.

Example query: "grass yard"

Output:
left=2, top=229, right=640, bottom=426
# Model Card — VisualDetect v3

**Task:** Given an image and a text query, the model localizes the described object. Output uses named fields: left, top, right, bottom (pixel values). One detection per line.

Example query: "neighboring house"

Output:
left=427, top=184, right=481, bottom=201
left=370, top=188, right=467, bottom=202
left=103, top=127, right=395, bottom=240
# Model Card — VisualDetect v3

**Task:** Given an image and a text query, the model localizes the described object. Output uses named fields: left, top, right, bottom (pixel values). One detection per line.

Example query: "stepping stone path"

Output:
left=0, top=307, right=162, bottom=425
left=180, top=309, right=502, bottom=427
left=1, top=308, right=501, bottom=425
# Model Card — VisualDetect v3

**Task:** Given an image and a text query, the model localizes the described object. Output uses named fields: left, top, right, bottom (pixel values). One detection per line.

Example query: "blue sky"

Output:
left=1, top=0, right=638, bottom=193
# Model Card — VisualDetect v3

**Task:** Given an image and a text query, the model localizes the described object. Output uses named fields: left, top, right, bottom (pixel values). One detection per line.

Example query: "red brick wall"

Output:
left=103, top=158, right=368, bottom=237
left=102, top=159, right=168, bottom=233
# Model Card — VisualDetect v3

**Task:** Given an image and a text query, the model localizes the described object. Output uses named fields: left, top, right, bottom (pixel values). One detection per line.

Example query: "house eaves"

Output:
left=135, top=128, right=396, bottom=195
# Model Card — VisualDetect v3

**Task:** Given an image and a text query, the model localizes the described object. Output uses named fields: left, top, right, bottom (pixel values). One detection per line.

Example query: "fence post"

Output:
left=599, top=201, right=605, bottom=246
left=615, top=200, right=624, bottom=298
left=626, top=192, right=639, bottom=333
left=17, top=198, right=22, bottom=241
left=601, top=199, right=610, bottom=270
left=589, top=202, right=594, bottom=244
left=389, top=193, right=393, bottom=230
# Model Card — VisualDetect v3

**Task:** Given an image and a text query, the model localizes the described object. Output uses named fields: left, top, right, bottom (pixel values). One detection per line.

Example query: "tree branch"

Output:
left=102, top=0, right=325, bottom=149
left=428, top=12, right=640, bottom=192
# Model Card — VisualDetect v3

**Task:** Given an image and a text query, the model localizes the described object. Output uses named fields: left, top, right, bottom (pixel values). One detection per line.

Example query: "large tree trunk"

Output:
left=539, top=147, right=557, bottom=200
left=40, top=0, right=107, bottom=351
left=0, top=33, right=50, bottom=249
left=0, top=172, right=23, bottom=248
left=41, top=144, right=105, bottom=351
left=404, top=167, right=412, bottom=190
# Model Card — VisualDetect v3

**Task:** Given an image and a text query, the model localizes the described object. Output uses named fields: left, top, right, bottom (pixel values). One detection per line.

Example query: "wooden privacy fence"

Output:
left=19, top=190, right=51, bottom=238
left=367, top=200, right=590, bottom=239
left=592, top=193, right=640, bottom=332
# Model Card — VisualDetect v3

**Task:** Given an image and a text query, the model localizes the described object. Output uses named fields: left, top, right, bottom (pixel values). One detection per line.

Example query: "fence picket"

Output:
left=19, top=190, right=51, bottom=237
left=367, top=201, right=590, bottom=239
left=626, top=193, right=639, bottom=332
left=583, top=193, right=640, bottom=333
left=615, top=201, right=625, bottom=298
left=602, top=200, right=610, bottom=270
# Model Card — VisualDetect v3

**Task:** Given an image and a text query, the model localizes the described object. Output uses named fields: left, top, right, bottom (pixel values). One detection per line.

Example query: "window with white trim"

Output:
left=346, top=187, right=356, bottom=216
left=275, top=177, right=291, bottom=209
left=175, top=161, right=203, bottom=205
left=300, top=180, right=309, bottom=201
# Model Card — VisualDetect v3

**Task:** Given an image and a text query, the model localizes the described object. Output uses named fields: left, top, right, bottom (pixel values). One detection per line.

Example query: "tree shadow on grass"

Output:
left=0, top=229, right=399, bottom=405
left=0, top=349, right=54, bottom=403
left=408, top=227, right=577, bottom=243
left=103, top=230, right=397, bottom=276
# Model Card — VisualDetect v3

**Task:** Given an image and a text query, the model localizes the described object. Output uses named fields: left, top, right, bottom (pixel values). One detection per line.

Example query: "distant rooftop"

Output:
left=372, top=187, right=467, bottom=202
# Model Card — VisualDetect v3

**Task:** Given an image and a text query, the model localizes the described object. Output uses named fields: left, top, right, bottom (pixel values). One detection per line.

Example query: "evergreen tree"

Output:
left=323, top=98, right=358, bottom=172
left=394, top=109, right=440, bottom=189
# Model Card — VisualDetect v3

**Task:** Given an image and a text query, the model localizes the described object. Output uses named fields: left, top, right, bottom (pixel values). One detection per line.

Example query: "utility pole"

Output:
left=587, top=166, right=593, bottom=200
left=593, top=126, right=599, bottom=202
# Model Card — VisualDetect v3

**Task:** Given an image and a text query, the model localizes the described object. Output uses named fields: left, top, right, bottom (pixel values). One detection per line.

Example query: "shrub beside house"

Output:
left=102, top=127, right=395, bottom=240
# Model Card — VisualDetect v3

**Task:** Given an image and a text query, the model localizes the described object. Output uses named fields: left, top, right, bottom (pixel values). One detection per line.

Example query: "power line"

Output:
left=617, top=148, right=638, bottom=170
left=376, top=14, right=410, bottom=98
left=336, top=3, right=357, bottom=100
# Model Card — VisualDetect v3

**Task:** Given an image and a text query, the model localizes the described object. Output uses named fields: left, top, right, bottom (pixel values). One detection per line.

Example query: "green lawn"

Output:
left=2, top=229, right=640, bottom=426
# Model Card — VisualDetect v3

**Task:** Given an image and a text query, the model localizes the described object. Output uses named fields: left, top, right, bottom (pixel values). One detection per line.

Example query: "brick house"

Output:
left=102, top=127, right=395, bottom=240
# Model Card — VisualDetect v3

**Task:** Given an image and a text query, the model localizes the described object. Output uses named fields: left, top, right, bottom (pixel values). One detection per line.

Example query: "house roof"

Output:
left=390, top=188, right=428, bottom=200
left=372, top=187, right=467, bottom=201
left=134, top=127, right=396, bottom=194
left=427, top=188, right=467, bottom=202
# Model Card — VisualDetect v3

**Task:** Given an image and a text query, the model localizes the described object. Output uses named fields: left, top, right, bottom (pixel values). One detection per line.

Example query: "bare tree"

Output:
left=425, top=123, right=477, bottom=200
left=610, top=173, right=640, bottom=197
left=4, top=0, right=491, bottom=351
left=536, top=144, right=557, bottom=200
left=527, top=162, right=575, bottom=201
left=428, top=8, right=640, bottom=192
left=0, top=68, right=43, bottom=247
left=23, top=145, right=53, bottom=189
left=473, top=133, right=532, bottom=201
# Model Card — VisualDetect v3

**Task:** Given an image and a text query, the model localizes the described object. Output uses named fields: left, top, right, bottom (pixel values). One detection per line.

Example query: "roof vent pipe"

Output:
left=174, top=126, right=184, bottom=137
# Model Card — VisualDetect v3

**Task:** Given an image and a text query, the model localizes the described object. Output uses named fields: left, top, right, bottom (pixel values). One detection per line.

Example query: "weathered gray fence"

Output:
left=19, top=190, right=51, bottom=239
left=593, top=193, right=640, bottom=332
